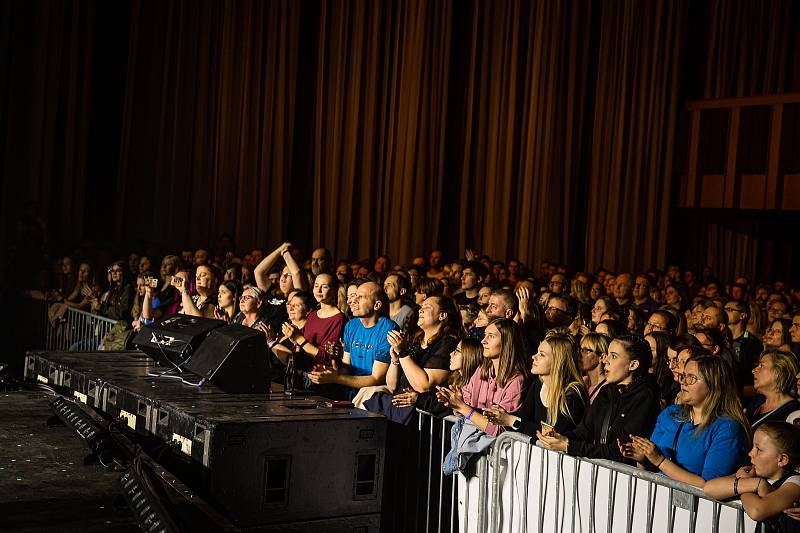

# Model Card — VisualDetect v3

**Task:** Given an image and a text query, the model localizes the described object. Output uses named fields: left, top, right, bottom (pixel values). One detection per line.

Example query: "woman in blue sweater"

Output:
left=623, top=354, right=750, bottom=488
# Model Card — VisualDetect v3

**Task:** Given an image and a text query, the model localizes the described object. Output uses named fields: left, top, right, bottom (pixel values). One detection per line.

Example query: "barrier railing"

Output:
left=451, top=431, right=758, bottom=533
left=40, top=300, right=117, bottom=351
left=383, top=410, right=460, bottom=533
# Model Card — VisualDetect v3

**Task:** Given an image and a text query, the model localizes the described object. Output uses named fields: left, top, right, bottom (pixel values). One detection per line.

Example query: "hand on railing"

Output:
left=625, top=435, right=664, bottom=467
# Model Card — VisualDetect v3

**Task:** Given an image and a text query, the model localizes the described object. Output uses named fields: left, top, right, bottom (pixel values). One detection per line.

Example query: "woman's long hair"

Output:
left=449, top=338, right=483, bottom=388
left=541, top=334, right=586, bottom=426
left=479, top=318, right=530, bottom=388
left=646, top=331, right=673, bottom=390
left=680, top=355, right=750, bottom=441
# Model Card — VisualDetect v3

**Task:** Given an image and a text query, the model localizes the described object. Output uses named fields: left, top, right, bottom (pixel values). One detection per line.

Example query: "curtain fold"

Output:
left=584, top=0, right=688, bottom=273
left=3, top=0, right=799, bottom=278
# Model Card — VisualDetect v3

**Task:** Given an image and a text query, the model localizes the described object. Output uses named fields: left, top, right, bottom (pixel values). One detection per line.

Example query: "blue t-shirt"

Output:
left=651, top=404, right=748, bottom=481
left=343, top=316, right=397, bottom=376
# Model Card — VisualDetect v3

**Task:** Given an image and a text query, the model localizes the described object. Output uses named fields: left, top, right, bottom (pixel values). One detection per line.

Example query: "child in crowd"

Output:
left=705, top=421, right=800, bottom=532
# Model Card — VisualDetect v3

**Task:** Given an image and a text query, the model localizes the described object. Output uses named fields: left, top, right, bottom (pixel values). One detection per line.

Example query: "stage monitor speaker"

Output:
left=185, top=325, right=272, bottom=393
left=132, top=314, right=225, bottom=368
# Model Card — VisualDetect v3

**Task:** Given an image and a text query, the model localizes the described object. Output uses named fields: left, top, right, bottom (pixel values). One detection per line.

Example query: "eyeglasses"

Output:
left=546, top=306, right=567, bottom=314
left=646, top=322, right=667, bottom=331
left=679, top=373, right=702, bottom=385
left=240, top=295, right=255, bottom=301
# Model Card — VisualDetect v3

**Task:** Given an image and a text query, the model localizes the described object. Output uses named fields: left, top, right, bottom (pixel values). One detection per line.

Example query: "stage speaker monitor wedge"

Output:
left=185, top=324, right=272, bottom=394
left=132, top=315, right=226, bottom=368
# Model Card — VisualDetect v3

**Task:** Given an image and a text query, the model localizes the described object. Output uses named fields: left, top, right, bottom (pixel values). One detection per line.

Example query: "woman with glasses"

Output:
left=484, top=334, right=587, bottom=436
left=537, top=334, right=661, bottom=463
left=233, top=286, right=270, bottom=332
left=623, top=355, right=750, bottom=488
left=91, top=260, right=133, bottom=321
left=746, top=349, right=800, bottom=432
left=580, top=333, right=610, bottom=404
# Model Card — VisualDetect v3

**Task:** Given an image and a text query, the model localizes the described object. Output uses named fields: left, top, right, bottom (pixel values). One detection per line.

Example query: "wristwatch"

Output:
left=511, top=418, right=522, bottom=431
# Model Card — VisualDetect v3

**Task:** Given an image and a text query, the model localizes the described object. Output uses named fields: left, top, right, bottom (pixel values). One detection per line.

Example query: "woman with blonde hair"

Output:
left=580, top=333, right=610, bottom=404
left=485, top=334, right=587, bottom=435
left=624, top=355, right=750, bottom=487
left=746, top=348, right=800, bottom=431
left=437, top=318, right=530, bottom=436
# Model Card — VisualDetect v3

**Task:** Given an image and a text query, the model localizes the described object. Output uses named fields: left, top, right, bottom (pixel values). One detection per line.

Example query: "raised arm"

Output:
left=253, top=243, right=290, bottom=292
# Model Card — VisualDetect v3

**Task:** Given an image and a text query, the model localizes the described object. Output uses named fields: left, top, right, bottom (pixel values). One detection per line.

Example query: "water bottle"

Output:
left=284, top=354, right=295, bottom=397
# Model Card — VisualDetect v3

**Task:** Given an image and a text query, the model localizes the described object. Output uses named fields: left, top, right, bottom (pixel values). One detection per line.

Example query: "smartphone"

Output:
left=173, top=276, right=185, bottom=288
left=146, top=277, right=158, bottom=288
left=325, top=400, right=354, bottom=408
left=540, top=421, right=555, bottom=434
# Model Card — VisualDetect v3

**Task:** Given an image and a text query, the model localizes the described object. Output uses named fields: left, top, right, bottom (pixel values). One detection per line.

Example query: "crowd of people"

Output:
left=28, top=243, right=800, bottom=530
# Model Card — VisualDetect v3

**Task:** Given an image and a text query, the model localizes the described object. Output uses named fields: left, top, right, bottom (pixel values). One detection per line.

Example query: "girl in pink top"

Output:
left=437, top=318, right=530, bottom=436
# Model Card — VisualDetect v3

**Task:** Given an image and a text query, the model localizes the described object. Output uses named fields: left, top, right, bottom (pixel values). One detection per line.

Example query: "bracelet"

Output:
left=298, top=339, right=308, bottom=349
left=390, top=360, right=401, bottom=366
left=733, top=477, right=740, bottom=496
left=466, top=408, right=475, bottom=420
left=655, top=456, right=667, bottom=469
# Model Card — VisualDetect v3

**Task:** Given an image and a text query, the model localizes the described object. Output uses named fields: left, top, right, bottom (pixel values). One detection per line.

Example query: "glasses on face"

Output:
left=240, top=295, right=255, bottom=302
left=647, top=322, right=666, bottom=331
left=679, top=373, right=701, bottom=385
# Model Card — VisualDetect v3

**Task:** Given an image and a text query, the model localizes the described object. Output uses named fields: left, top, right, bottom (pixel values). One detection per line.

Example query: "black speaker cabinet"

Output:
left=185, top=325, right=272, bottom=393
left=132, top=314, right=225, bottom=368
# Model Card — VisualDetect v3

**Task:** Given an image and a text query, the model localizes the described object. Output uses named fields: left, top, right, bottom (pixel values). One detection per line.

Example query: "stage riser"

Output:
left=24, top=350, right=386, bottom=529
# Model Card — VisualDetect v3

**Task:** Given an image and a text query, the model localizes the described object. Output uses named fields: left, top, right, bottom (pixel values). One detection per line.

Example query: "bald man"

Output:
left=309, top=282, right=398, bottom=396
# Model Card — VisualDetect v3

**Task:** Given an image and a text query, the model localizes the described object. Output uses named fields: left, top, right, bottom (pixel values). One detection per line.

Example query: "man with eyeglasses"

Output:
left=724, top=299, right=762, bottom=398
left=644, top=310, right=675, bottom=336
left=544, top=295, right=576, bottom=330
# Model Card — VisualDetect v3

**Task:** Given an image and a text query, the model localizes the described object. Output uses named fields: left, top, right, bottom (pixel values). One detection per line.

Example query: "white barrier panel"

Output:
left=475, top=432, right=757, bottom=533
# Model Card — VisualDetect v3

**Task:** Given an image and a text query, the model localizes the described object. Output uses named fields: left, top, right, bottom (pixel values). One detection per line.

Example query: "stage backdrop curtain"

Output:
left=583, top=0, right=688, bottom=273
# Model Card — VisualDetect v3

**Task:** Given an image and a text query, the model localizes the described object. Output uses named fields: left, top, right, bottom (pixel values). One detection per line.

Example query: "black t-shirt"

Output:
left=514, top=379, right=587, bottom=437
left=454, top=292, right=478, bottom=307
left=397, top=335, right=458, bottom=392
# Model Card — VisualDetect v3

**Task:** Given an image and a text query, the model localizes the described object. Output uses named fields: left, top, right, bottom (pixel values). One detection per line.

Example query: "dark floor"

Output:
left=0, top=390, right=138, bottom=532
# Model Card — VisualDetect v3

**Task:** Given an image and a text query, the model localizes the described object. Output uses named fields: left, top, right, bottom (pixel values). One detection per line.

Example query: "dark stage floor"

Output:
left=0, top=390, right=137, bottom=532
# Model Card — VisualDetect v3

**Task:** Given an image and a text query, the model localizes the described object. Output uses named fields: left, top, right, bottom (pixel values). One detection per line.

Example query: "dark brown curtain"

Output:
left=584, top=0, right=688, bottom=273
left=3, top=0, right=798, bottom=281
left=115, top=0, right=300, bottom=250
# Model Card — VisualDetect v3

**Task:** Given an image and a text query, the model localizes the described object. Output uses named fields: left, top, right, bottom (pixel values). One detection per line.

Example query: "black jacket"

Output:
left=565, top=374, right=661, bottom=464
left=515, top=379, right=587, bottom=437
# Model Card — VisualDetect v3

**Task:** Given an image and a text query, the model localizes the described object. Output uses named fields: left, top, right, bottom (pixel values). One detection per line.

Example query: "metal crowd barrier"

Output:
left=42, top=301, right=117, bottom=351
left=383, top=410, right=460, bottom=533
left=450, top=431, right=758, bottom=533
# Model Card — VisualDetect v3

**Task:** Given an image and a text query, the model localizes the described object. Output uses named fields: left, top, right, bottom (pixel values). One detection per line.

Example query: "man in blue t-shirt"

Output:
left=309, top=281, right=397, bottom=393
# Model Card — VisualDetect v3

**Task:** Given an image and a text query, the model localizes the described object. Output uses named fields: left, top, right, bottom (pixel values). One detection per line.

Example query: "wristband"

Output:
left=733, top=477, right=740, bottom=496
left=390, top=360, right=401, bottom=366
left=466, top=408, right=475, bottom=420
left=298, top=339, right=308, bottom=349
left=655, top=456, right=666, bottom=469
